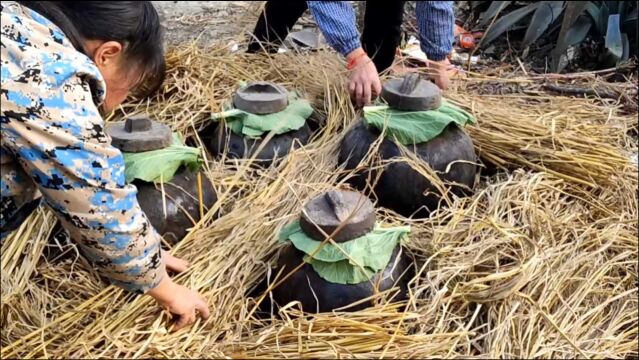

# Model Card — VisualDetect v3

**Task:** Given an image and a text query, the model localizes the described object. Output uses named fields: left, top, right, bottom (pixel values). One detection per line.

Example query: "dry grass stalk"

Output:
left=1, top=42, right=636, bottom=359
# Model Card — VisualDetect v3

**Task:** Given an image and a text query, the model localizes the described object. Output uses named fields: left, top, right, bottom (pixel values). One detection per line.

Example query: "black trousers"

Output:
left=247, top=1, right=406, bottom=73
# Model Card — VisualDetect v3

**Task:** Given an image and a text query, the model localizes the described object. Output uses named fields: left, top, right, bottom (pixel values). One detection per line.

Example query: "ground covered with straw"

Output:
left=1, top=41, right=637, bottom=358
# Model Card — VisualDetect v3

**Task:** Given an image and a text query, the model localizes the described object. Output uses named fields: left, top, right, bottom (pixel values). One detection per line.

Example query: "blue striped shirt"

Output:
left=307, top=1, right=454, bottom=61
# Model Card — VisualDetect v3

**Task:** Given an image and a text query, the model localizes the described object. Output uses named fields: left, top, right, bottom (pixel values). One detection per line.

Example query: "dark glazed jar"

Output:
left=339, top=120, right=477, bottom=217
left=269, top=190, right=414, bottom=313
left=207, top=122, right=312, bottom=167
left=202, top=81, right=314, bottom=167
left=135, top=167, right=218, bottom=244
left=272, top=245, right=413, bottom=313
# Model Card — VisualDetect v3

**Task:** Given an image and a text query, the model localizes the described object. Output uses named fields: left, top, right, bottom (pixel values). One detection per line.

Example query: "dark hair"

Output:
left=18, top=1, right=165, bottom=97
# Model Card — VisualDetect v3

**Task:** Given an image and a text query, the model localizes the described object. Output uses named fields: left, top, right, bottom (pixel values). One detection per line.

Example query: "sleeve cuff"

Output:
left=424, top=51, right=449, bottom=62
left=339, top=39, right=362, bottom=58
left=110, top=266, right=165, bottom=294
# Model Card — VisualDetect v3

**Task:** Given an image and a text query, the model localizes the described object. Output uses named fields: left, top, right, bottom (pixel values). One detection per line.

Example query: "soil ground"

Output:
left=153, top=1, right=259, bottom=46
left=152, top=1, right=366, bottom=47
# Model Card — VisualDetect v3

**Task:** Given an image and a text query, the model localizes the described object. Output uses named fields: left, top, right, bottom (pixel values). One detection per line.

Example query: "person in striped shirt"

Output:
left=248, top=1, right=455, bottom=107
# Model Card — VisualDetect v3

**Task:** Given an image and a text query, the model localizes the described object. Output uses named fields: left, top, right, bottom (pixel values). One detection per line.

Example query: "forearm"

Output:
left=146, top=270, right=176, bottom=302
left=416, top=1, right=454, bottom=61
left=55, top=190, right=165, bottom=293
left=307, top=1, right=361, bottom=57
left=31, top=148, right=165, bottom=293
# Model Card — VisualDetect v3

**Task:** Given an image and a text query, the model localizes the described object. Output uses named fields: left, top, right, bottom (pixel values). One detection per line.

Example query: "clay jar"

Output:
left=107, top=116, right=218, bottom=244
left=339, top=75, right=477, bottom=217
left=271, top=190, right=413, bottom=313
left=204, top=82, right=312, bottom=167
left=339, top=121, right=476, bottom=217
left=134, top=167, right=217, bottom=244
left=208, top=123, right=312, bottom=167
left=44, top=222, right=77, bottom=262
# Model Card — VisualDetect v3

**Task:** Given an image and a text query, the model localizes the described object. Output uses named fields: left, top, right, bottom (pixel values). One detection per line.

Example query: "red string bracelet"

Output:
left=346, top=51, right=368, bottom=70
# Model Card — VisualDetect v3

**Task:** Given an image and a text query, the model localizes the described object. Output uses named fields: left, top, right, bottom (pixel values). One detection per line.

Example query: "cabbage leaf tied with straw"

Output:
left=122, top=133, right=202, bottom=184
left=363, top=100, right=476, bottom=145
left=279, top=220, right=410, bottom=284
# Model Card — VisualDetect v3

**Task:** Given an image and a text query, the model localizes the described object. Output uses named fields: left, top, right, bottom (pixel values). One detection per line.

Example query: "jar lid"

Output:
left=106, top=116, right=172, bottom=152
left=233, top=81, right=288, bottom=114
left=300, top=190, right=376, bottom=243
left=381, top=73, right=442, bottom=111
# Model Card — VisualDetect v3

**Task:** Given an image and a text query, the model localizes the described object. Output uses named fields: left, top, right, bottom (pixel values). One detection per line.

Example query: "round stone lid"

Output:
left=233, top=81, right=288, bottom=115
left=300, top=190, right=376, bottom=243
left=106, top=116, right=172, bottom=153
left=380, top=73, right=442, bottom=111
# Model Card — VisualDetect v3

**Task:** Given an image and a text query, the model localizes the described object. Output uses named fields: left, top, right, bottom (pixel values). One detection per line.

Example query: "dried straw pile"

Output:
left=1, top=43, right=637, bottom=358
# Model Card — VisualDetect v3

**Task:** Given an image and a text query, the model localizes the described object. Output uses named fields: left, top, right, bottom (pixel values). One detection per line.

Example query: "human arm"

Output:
left=147, top=266, right=210, bottom=331
left=307, top=1, right=360, bottom=58
left=1, top=80, right=166, bottom=293
left=307, top=1, right=380, bottom=106
left=1, top=64, right=208, bottom=330
left=416, top=1, right=455, bottom=89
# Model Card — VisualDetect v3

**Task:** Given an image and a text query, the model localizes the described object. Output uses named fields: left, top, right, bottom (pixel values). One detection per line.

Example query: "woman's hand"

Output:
left=147, top=259, right=210, bottom=331
left=347, top=48, right=382, bottom=108
left=427, top=58, right=454, bottom=90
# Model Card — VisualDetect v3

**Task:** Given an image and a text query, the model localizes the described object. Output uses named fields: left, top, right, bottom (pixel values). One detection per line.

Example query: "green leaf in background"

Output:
left=618, top=1, right=629, bottom=20
left=481, top=3, right=541, bottom=46
left=211, top=93, right=312, bottom=138
left=584, top=2, right=602, bottom=33
left=476, top=0, right=636, bottom=72
left=362, top=101, right=475, bottom=146
left=552, top=14, right=593, bottom=72
left=470, top=1, right=488, bottom=10
left=621, top=32, right=629, bottom=63
left=551, top=2, right=591, bottom=72
left=565, top=16, right=594, bottom=46
left=304, top=257, right=377, bottom=284
left=478, top=1, right=511, bottom=27
left=600, top=2, right=610, bottom=35
left=279, top=220, right=410, bottom=284
left=604, top=14, right=623, bottom=62
left=122, top=134, right=201, bottom=183
left=623, top=6, right=637, bottom=33
left=521, top=1, right=566, bottom=52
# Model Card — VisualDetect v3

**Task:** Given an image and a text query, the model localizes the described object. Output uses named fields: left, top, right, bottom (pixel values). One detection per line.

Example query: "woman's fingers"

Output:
left=355, top=83, right=364, bottom=108
left=170, top=257, right=190, bottom=273
left=149, top=279, right=209, bottom=332
left=347, top=51, right=381, bottom=107
left=172, top=311, right=195, bottom=331
left=171, top=298, right=208, bottom=332
left=196, top=296, right=211, bottom=319
left=362, top=81, right=372, bottom=107
left=372, top=77, right=382, bottom=97
left=349, top=78, right=357, bottom=99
